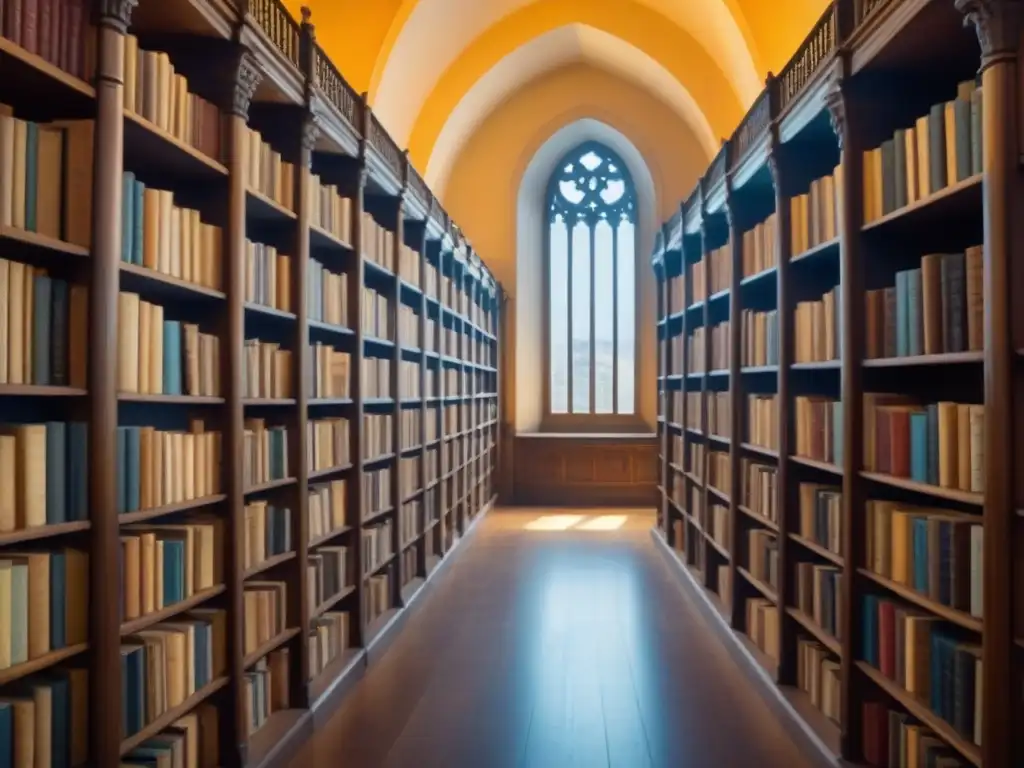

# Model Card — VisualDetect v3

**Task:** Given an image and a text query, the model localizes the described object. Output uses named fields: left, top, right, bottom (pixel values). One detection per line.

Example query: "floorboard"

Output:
left=288, top=509, right=830, bottom=768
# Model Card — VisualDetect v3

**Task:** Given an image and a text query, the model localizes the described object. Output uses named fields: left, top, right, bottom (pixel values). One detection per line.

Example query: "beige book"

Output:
left=34, top=128, right=63, bottom=240
left=117, top=292, right=141, bottom=393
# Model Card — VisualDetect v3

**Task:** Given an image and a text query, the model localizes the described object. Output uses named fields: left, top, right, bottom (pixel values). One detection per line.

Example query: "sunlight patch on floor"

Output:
left=523, top=514, right=629, bottom=532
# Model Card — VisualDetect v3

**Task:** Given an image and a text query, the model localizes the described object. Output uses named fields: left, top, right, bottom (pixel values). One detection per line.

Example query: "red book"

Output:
left=36, top=0, right=50, bottom=63
left=5, top=0, right=22, bottom=47
left=878, top=599, right=895, bottom=679
left=19, top=0, right=36, bottom=54
left=888, top=408, right=911, bottom=478
left=861, top=701, right=889, bottom=766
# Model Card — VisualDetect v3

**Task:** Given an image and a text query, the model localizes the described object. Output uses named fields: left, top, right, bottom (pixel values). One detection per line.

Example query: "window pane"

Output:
left=616, top=221, right=636, bottom=414
left=593, top=220, right=614, bottom=414
left=571, top=221, right=591, bottom=414
left=549, top=217, right=569, bottom=413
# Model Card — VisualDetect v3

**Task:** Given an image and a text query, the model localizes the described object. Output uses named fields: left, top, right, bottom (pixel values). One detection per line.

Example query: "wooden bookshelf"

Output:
left=653, top=1, right=1018, bottom=765
left=0, top=1, right=502, bottom=766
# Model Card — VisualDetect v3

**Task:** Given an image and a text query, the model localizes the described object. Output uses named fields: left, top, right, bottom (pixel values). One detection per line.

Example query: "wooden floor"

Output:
left=289, top=509, right=830, bottom=768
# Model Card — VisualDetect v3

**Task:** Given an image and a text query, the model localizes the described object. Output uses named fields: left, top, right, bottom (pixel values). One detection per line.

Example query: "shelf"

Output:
left=243, top=627, right=301, bottom=669
left=121, top=584, right=226, bottom=637
left=736, top=505, right=780, bottom=533
left=244, top=302, right=298, bottom=322
left=789, top=236, right=839, bottom=266
left=786, top=607, right=842, bottom=656
left=789, top=533, right=843, bottom=566
left=247, top=709, right=310, bottom=768
left=739, top=266, right=777, bottom=287
left=707, top=433, right=730, bottom=446
left=312, top=584, right=357, bottom=618
left=740, top=365, right=779, bottom=375
left=0, top=519, right=90, bottom=547
left=862, top=351, right=984, bottom=368
left=737, top=566, right=778, bottom=603
left=856, top=662, right=981, bottom=767
left=309, top=646, right=364, bottom=705
left=307, top=318, right=354, bottom=337
left=309, top=223, right=354, bottom=252
left=124, top=110, right=228, bottom=179
left=308, top=526, right=353, bottom=551
left=362, top=507, right=394, bottom=525
left=857, top=568, right=982, bottom=632
left=707, top=485, right=729, bottom=504
left=364, top=552, right=397, bottom=579
left=119, top=494, right=227, bottom=525
left=246, top=189, right=297, bottom=222
left=790, top=360, right=840, bottom=371
left=308, top=398, right=354, bottom=407
left=244, top=477, right=297, bottom=496
left=860, top=471, right=983, bottom=506
left=705, top=531, right=730, bottom=560
left=242, top=398, right=298, bottom=407
left=861, top=174, right=982, bottom=236
left=308, top=463, right=354, bottom=480
left=118, top=393, right=225, bottom=405
left=789, top=455, right=842, bottom=475
left=0, top=384, right=86, bottom=397
left=740, top=442, right=779, bottom=460
left=244, top=551, right=297, bottom=580
left=0, top=642, right=88, bottom=687
left=119, top=676, right=229, bottom=756
left=0, top=35, right=95, bottom=102
left=119, top=262, right=226, bottom=301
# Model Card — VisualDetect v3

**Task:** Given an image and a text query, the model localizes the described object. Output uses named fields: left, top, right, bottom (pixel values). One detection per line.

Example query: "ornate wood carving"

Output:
left=227, top=50, right=262, bottom=119
left=301, top=113, right=320, bottom=153
left=97, top=0, right=137, bottom=30
left=825, top=79, right=846, bottom=150
left=957, top=0, right=1024, bottom=68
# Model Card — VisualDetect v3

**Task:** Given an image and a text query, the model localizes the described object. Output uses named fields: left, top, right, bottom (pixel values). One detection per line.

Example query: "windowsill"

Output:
left=519, top=432, right=657, bottom=440
left=525, top=418, right=656, bottom=440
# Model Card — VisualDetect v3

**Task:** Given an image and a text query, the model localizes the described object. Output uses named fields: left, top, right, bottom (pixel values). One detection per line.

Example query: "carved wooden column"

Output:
left=391, top=185, right=406, bottom=608
left=223, top=48, right=262, bottom=768
left=826, top=60, right=866, bottom=762
left=724, top=190, right=742, bottom=631
left=957, top=2, right=1022, bottom=764
left=91, top=2, right=136, bottom=765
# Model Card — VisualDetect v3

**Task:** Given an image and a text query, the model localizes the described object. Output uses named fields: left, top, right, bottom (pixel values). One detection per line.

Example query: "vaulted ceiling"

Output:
left=287, top=0, right=827, bottom=197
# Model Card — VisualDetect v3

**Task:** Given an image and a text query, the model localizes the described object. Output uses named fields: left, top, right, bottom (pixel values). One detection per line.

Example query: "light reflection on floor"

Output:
left=522, top=513, right=630, bottom=531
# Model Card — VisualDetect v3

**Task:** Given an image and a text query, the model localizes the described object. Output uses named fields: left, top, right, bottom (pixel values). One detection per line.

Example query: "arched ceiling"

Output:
left=423, top=24, right=719, bottom=197
left=289, top=0, right=829, bottom=198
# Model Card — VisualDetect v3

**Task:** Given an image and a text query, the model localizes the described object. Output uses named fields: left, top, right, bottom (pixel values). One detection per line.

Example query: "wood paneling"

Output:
left=512, top=435, right=658, bottom=506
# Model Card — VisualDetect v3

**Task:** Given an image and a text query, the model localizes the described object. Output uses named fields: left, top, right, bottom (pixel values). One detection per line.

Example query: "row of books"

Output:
left=307, top=257, right=349, bottom=329
left=741, top=308, right=778, bottom=367
left=708, top=391, right=729, bottom=438
left=362, top=214, right=395, bottom=272
left=794, top=396, right=842, bottom=467
left=363, top=468, right=392, bottom=516
left=862, top=700, right=973, bottom=768
left=863, top=396, right=983, bottom=493
left=124, top=37, right=221, bottom=162
left=747, top=394, right=778, bottom=450
left=308, top=479, right=347, bottom=543
left=362, top=522, right=394, bottom=577
left=795, top=562, right=843, bottom=639
left=121, top=523, right=219, bottom=621
left=0, top=264, right=86, bottom=389
left=115, top=423, right=220, bottom=515
left=366, top=573, right=391, bottom=625
left=120, top=172, right=223, bottom=290
left=398, top=305, right=419, bottom=348
left=741, top=213, right=778, bottom=278
left=746, top=598, right=780, bottom=661
left=363, top=356, right=391, bottom=399
left=797, top=638, right=840, bottom=724
left=865, top=499, right=983, bottom=618
left=865, top=249, right=983, bottom=359
left=795, top=287, right=840, bottom=364
left=401, top=409, right=421, bottom=449
left=798, top=482, right=842, bottom=556
left=243, top=502, right=291, bottom=573
left=121, top=610, right=224, bottom=737
left=399, top=500, right=419, bottom=545
left=400, top=360, right=420, bottom=399
left=362, top=287, right=393, bottom=342
left=747, top=529, right=779, bottom=591
left=0, top=421, right=88, bottom=531
left=0, top=548, right=88, bottom=667
left=308, top=546, right=352, bottom=613
left=4, top=0, right=92, bottom=81
left=309, top=173, right=352, bottom=244
left=244, top=241, right=292, bottom=312
left=309, top=342, right=350, bottom=399
left=691, top=243, right=731, bottom=302
left=242, top=420, right=289, bottom=489
left=242, top=581, right=286, bottom=657
left=241, top=126, right=296, bottom=213
left=707, top=503, right=729, bottom=551
left=364, top=413, right=393, bottom=460
left=861, top=594, right=982, bottom=746
left=399, top=242, right=420, bottom=286
left=307, top=417, right=350, bottom=474
left=668, top=275, right=684, bottom=310
left=399, top=457, right=419, bottom=499
left=119, top=293, right=221, bottom=397
left=689, top=442, right=705, bottom=481
left=741, top=459, right=777, bottom=523
left=244, top=650, right=288, bottom=737
left=708, top=451, right=730, bottom=498
left=243, top=339, right=292, bottom=400
left=309, top=611, right=350, bottom=680
left=790, top=165, right=841, bottom=256
left=0, top=667, right=89, bottom=768
left=863, top=81, right=982, bottom=224
left=686, top=326, right=707, bottom=373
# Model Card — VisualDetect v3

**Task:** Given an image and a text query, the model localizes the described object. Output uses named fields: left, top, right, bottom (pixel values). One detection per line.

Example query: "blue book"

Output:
left=132, top=180, right=145, bottom=264
left=45, top=422, right=67, bottom=525
left=126, top=427, right=141, bottom=514
left=46, top=676, right=70, bottom=768
left=912, top=517, right=929, bottom=593
left=831, top=401, right=843, bottom=465
left=162, top=321, right=181, bottom=396
left=33, top=273, right=52, bottom=385
left=909, top=412, right=928, bottom=483
left=938, top=521, right=952, bottom=606
left=67, top=423, right=88, bottom=522
left=0, top=702, right=11, bottom=768
left=926, top=404, right=939, bottom=486
left=121, top=172, right=135, bottom=263
left=25, top=122, right=38, bottom=232
left=50, top=552, right=66, bottom=649
left=163, top=540, right=184, bottom=605
left=895, top=270, right=909, bottom=357
left=116, top=427, right=128, bottom=516
left=194, top=623, right=210, bottom=688
left=907, top=268, right=922, bottom=356
left=862, top=594, right=878, bottom=666
left=122, top=645, right=145, bottom=736
left=50, top=279, right=69, bottom=386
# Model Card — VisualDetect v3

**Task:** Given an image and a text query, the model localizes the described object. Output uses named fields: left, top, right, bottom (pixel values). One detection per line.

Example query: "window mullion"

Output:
left=612, top=219, right=619, bottom=414
left=566, top=220, right=573, bottom=414
left=589, top=219, right=596, bottom=415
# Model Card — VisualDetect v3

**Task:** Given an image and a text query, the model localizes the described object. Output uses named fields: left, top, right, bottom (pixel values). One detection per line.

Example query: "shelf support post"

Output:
left=957, top=1, right=1023, bottom=763
left=90, top=1, right=136, bottom=765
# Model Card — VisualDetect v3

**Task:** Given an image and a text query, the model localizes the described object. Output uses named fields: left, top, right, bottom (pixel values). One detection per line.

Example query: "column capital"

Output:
left=97, top=0, right=138, bottom=31
left=957, top=0, right=1024, bottom=69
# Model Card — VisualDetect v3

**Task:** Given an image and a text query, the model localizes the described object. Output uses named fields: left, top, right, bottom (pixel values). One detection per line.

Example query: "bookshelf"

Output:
left=0, top=1, right=502, bottom=767
left=653, top=1, right=1018, bottom=766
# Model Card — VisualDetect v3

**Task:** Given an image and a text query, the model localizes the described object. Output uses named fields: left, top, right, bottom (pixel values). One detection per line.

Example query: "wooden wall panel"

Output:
left=512, top=435, right=659, bottom=507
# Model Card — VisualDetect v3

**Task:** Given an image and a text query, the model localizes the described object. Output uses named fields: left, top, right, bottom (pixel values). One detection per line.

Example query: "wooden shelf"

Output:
left=124, top=109, right=228, bottom=179
left=308, top=463, right=354, bottom=480
left=244, top=477, right=298, bottom=495
left=0, top=384, right=86, bottom=397
left=119, top=262, right=226, bottom=301
left=119, top=676, right=229, bottom=756
left=786, top=607, right=842, bottom=656
left=308, top=526, right=353, bottom=550
left=736, top=505, right=780, bottom=533
left=312, top=584, right=357, bottom=619
left=860, top=471, right=983, bottom=506
left=243, top=550, right=297, bottom=580
left=862, top=351, right=984, bottom=367
left=246, top=188, right=297, bottom=222
left=861, top=173, right=982, bottom=235
left=118, top=392, right=225, bottom=404
left=737, top=566, right=777, bottom=603
left=120, top=584, right=226, bottom=637
left=740, top=442, right=779, bottom=460
left=0, top=520, right=90, bottom=546
left=119, top=494, right=227, bottom=525
left=0, top=642, right=87, bottom=687
left=857, top=568, right=982, bottom=632
left=243, top=627, right=301, bottom=669
left=789, top=455, right=842, bottom=475
left=789, top=533, right=843, bottom=566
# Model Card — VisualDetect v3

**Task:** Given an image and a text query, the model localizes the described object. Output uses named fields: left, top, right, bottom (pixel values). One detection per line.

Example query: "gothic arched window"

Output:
left=546, top=142, right=637, bottom=419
